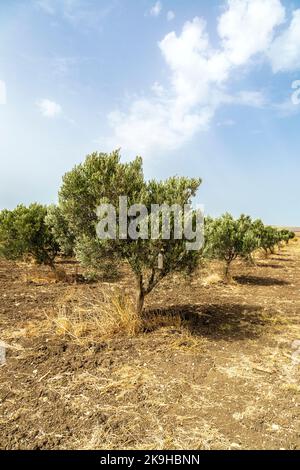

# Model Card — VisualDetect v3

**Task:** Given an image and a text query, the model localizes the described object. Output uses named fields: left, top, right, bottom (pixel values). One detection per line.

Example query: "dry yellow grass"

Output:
left=201, top=273, right=223, bottom=287
left=25, top=286, right=141, bottom=344
left=52, top=288, right=140, bottom=342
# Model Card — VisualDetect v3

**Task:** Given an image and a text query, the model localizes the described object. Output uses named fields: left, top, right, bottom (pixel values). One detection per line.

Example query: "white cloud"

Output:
left=105, top=16, right=227, bottom=155
left=107, top=99, right=213, bottom=156
left=0, top=80, right=6, bottom=105
left=218, top=0, right=285, bottom=66
left=106, top=0, right=300, bottom=157
left=268, top=9, right=300, bottom=72
left=158, top=17, right=230, bottom=107
left=150, top=1, right=162, bottom=17
left=37, top=99, right=62, bottom=118
left=167, top=10, right=175, bottom=21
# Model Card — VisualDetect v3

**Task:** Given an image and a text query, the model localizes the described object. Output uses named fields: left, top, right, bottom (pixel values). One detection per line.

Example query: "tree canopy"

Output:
left=0, top=204, right=59, bottom=267
left=58, top=150, right=203, bottom=313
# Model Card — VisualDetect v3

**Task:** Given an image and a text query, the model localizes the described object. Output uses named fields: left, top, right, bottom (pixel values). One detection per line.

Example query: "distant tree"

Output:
left=288, top=231, right=296, bottom=243
left=260, top=226, right=280, bottom=255
left=45, top=205, right=75, bottom=256
left=58, top=150, right=202, bottom=314
left=204, top=213, right=242, bottom=280
left=0, top=204, right=59, bottom=268
left=204, top=213, right=265, bottom=278
left=237, top=215, right=262, bottom=265
left=278, top=229, right=295, bottom=245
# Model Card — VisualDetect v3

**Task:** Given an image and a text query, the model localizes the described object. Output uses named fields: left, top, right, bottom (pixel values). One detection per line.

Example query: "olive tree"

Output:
left=278, top=229, right=295, bottom=245
left=45, top=205, right=75, bottom=257
left=0, top=204, right=59, bottom=268
left=288, top=231, right=296, bottom=243
left=58, top=150, right=203, bottom=314
left=204, top=213, right=264, bottom=278
left=260, top=226, right=280, bottom=255
left=237, top=215, right=262, bottom=265
left=204, top=213, right=242, bottom=280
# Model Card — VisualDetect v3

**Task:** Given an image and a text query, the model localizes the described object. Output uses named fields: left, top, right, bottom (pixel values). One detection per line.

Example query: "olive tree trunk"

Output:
left=135, top=274, right=145, bottom=316
left=224, top=260, right=232, bottom=282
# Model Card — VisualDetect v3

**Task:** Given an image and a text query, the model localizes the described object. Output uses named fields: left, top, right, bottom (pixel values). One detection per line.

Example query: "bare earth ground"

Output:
left=0, top=241, right=299, bottom=450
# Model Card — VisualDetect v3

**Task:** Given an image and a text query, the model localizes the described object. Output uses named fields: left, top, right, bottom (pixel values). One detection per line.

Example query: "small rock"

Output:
left=271, top=423, right=280, bottom=431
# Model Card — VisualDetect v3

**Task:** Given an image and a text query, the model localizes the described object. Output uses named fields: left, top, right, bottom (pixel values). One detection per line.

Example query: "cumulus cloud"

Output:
left=106, top=0, right=300, bottom=157
left=268, top=9, right=300, bottom=72
left=150, top=1, right=162, bottom=17
left=107, top=98, right=214, bottom=156
left=218, top=0, right=285, bottom=66
left=167, top=10, right=175, bottom=21
left=0, top=80, right=6, bottom=105
left=37, top=99, right=62, bottom=118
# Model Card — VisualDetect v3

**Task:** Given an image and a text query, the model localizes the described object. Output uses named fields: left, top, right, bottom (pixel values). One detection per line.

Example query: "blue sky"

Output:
left=0, top=0, right=300, bottom=225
